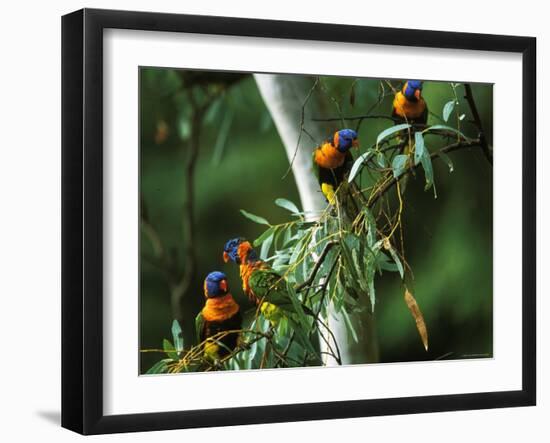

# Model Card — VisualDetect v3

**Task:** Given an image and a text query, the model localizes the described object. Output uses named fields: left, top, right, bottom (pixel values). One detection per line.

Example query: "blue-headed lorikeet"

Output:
left=195, top=271, right=242, bottom=361
left=392, top=81, right=428, bottom=192
left=313, top=128, right=359, bottom=205
left=223, top=237, right=309, bottom=326
left=392, top=80, right=428, bottom=125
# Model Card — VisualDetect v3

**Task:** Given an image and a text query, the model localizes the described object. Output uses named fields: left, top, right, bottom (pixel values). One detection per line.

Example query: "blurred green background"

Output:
left=139, top=68, right=493, bottom=373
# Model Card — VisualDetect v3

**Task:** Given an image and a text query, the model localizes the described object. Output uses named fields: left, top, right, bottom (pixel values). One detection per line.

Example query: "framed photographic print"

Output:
left=61, top=8, right=536, bottom=435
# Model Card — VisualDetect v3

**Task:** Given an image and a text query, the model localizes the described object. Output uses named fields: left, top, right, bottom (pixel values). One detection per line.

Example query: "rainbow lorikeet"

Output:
left=392, top=80, right=428, bottom=125
left=312, top=128, right=359, bottom=205
left=195, top=271, right=242, bottom=361
left=223, top=237, right=308, bottom=325
left=392, top=81, right=428, bottom=192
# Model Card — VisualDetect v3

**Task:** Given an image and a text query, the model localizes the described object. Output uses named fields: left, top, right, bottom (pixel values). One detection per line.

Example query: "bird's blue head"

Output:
left=223, top=237, right=258, bottom=264
left=333, top=129, right=359, bottom=153
left=204, top=271, right=229, bottom=298
left=403, top=80, right=424, bottom=101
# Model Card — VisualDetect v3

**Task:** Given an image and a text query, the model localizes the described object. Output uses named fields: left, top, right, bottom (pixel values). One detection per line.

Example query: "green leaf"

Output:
left=163, top=338, right=179, bottom=360
left=420, top=151, right=437, bottom=198
left=260, top=231, right=274, bottom=260
left=424, top=124, right=468, bottom=141
left=178, top=119, right=191, bottom=141
left=171, top=320, right=184, bottom=353
left=378, top=260, right=399, bottom=273
left=351, top=247, right=369, bottom=293
left=288, top=316, right=317, bottom=357
left=442, top=100, right=456, bottom=122
left=392, top=155, right=409, bottom=179
left=375, top=152, right=387, bottom=168
left=376, top=123, right=411, bottom=147
left=438, top=151, right=454, bottom=172
left=211, top=109, right=233, bottom=165
left=414, top=132, right=425, bottom=166
left=348, top=150, right=375, bottom=183
left=387, top=246, right=404, bottom=279
left=275, top=198, right=300, bottom=214
left=341, top=308, right=359, bottom=343
left=204, top=97, right=222, bottom=124
left=363, top=208, right=377, bottom=247
left=254, top=226, right=276, bottom=247
left=146, top=358, right=171, bottom=375
left=287, top=284, right=311, bottom=326
left=340, top=235, right=367, bottom=295
left=240, top=209, right=270, bottom=226
left=368, top=278, right=376, bottom=312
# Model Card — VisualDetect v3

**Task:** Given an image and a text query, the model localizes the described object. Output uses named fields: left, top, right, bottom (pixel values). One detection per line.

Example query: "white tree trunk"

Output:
left=254, top=74, right=327, bottom=218
left=254, top=74, right=378, bottom=365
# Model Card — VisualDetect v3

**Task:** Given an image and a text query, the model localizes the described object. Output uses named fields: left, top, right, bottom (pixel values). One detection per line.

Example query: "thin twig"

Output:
left=367, top=138, right=482, bottom=208
left=282, top=77, right=319, bottom=179
left=295, top=241, right=338, bottom=292
left=464, top=84, right=492, bottom=165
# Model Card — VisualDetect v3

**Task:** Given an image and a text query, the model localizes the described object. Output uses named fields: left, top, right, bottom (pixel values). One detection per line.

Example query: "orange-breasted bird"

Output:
left=392, top=80, right=428, bottom=125
left=195, top=271, right=242, bottom=360
left=223, top=237, right=310, bottom=326
left=312, top=128, right=359, bottom=205
left=392, top=81, right=428, bottom=192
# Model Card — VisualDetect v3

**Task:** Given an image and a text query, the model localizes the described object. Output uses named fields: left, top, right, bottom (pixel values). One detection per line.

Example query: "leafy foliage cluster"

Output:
left=144, top=79, right=490, bottom=374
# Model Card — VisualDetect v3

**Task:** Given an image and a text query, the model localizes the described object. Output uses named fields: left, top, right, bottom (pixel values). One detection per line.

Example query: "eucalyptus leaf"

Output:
left=438, top=151, right=455, bottom=172
left=368, top=278, right=376, bottom=312
left=275, top=198, right=300, bottom=214
left=375, top=152, right=387, bottom=168
left=146, top=359, right=171, bottom=375
left=420, top=150, right=437, bottom=198
left=240, top=209, right=270, bottom=226
left=163, top=338, right=179, bottom=360
left=388, top=246, right=404, bottom=279
left=171, top=319, right=184, bottom=352
left=348, top=150, right=374, bottom=183
left=392, top=155, right=409, bottom=179
left=341, top=308, right=359, bottom=343
left=442, top=100, right=456, bottom=122
left=178, top=119, right=191, bottom=141
left=424, top=124, right=468, bottom=141
left=260, top=232, right=274, bottom=260
left=376, top=123, right=411, bottom=147
left=414, top=132, right=425, bottom=166
left=254, top=226, right=276, bottom=247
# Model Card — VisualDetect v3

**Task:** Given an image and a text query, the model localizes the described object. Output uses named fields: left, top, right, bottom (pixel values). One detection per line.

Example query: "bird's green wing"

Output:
left=249, top=268, right=318, bottom=355
left=249, top=268, right=290, bottom=305
left=195, top=312, right=205, bottom=344
left=249, top=268, right=314, bottom=315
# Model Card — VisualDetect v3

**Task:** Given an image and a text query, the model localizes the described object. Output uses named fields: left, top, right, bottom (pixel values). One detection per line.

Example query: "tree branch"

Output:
left=295, top=241, right=338, bottom=292
left=367, top=138, right=482, bottom=208
left=313, top=114, right=399, bottom=123
left=171, top=95, right=204, bottom=320
left=464, top=84, right=492, bottom=165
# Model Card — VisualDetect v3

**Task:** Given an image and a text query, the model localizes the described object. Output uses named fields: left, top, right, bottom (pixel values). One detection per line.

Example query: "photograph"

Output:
left=139, top=68, right=494, bottom=374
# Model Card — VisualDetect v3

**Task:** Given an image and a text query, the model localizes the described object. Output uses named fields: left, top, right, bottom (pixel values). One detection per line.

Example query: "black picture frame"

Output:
left=62, top=8, right=536, bottom=435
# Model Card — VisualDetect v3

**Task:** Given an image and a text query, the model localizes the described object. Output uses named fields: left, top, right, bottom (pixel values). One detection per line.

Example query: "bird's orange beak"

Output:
left=352, top=139, right=359, bottom=148
left=219, top=279, right=227, bottom=292
left=223, top=251, right=229, bottom=263
left=414, top=89, right=421, bottom=100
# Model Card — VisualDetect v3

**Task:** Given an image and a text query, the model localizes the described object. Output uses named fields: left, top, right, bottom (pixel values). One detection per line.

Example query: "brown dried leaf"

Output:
left=404, top=288, right=428, bottom=351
